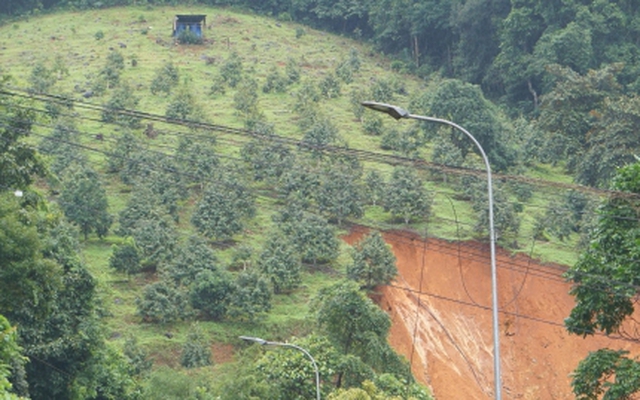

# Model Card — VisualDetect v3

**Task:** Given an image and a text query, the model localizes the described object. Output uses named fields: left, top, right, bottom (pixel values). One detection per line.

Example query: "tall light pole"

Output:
left=239, top=335, right=321, bottom=400
left=361, top=101, right=502, bottom=400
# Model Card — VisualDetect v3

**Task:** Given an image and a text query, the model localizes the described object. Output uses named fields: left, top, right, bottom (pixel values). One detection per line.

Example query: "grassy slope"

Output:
left=0, top=4, right=583, bottom=383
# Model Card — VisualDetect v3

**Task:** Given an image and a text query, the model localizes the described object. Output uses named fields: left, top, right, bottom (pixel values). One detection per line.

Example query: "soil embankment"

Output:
left=344, top=229, right=640, bottom=399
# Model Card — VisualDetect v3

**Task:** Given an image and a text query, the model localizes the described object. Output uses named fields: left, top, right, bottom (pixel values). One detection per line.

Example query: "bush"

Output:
left=177, top=30, right=203, bottom=45
left=181, top=324, right=212, bottom=369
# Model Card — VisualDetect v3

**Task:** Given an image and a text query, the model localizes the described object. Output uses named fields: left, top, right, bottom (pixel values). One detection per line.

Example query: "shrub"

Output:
left=177, top=30, right=202, bottom=45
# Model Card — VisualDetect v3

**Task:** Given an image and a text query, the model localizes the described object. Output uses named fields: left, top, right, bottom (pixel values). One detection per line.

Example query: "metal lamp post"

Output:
left=361, top=101, right=502, bottom=400
left=239, top=335, right=321, bottom=400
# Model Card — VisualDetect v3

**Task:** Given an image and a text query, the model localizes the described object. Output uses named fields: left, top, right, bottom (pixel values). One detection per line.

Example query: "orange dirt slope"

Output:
left=344, top=229, right=640, bottom=400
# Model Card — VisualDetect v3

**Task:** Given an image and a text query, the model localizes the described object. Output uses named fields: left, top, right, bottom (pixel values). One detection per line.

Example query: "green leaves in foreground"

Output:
left=571, top=349, right=640, bottom=400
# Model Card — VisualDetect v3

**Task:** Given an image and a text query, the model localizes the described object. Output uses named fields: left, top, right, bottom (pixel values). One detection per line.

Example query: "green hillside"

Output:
left=0, top=4, right=618, bottom=400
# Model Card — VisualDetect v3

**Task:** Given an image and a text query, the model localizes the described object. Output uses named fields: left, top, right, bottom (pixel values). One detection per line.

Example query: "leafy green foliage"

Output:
left=166, top=84, right=203, bottom=121
left=109, top=237, right=142, bottom=275
left=177, top=29, right=203, bottom=45
left=285, top=211, right=340, bottom=266
left=0, top=82, right=46, bottom=190
left=312, top=281, right=390, bottom=368
left=101, top=81, right=141, bottom=128
left=175, top=134, right=218, bottom=187
left=262, top=66, right=289, bottom=93
left=219, top=52, right=243, bottom=88
left=468, top=179, right=521, bottom=245
left=38, top=119, right=85, bottom=177
left=181, top=324, right=212, bottom=369
left=347, top=231, right=397, bottom=289
left=227, top=269, right=272, bottom=322
left=241, top=139, right=295, bottom=183
left=257, top=233, right=302, bottom=294
left=136, top=281, right=190, bottom=323
left=99, top=50, right=125, bottom=89
left=255, top=335, right=339, bottom=399
left=316, top=162, right=364, bottom=224
left=384, top=166, right=430, bottom=224
left=419, top=79, right=515, bottom=171
left=319, top=72, right=341, bottom=99
left=0, top=314, right=25, bottom=399
left=123, top=336, right=152, bottom=376
left=189, top=270, right=233, bottom=320
left=571, top=349, right=640, bottom=400
left=191, top=178, right=256, bottom=241
left=59, top=166, right=112, bottom=240
left=150, top=61, right=180, bottom=95
left=28, top=60, right=56, bottom=94
left=565, top=161, right=640, bottom=337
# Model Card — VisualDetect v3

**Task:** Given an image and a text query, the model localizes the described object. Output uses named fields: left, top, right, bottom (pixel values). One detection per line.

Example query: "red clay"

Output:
left=344, top=228, right=640, bottom=400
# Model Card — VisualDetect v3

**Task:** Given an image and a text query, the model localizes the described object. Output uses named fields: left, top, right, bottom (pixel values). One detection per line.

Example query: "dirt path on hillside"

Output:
left=344, top=229, right=640, bottom=399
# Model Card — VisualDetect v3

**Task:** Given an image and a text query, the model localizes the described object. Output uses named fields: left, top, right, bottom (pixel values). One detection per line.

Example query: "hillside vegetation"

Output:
left=1, top=3, right=638, bottom=400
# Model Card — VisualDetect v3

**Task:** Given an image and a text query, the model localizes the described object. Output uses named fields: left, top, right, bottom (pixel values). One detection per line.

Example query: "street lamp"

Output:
left=239, top=335, right=321, bottom=400
left=362, top=101, right=502, bottom=400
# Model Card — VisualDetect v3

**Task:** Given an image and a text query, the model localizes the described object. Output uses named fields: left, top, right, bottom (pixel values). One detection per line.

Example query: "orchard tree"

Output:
left=176, top=134, right=218, bottom=185
left=181, top=324, right=212, bottom=369
left=59, top=166, right=112, bottom=240
left=319, top=72, right=341, bottom=98
left=136, top=281, right=190, bottom=324
left=288, top=212, right=340, bottom=266
left=262, top=66, right=289, bottom=93
left=384, top=166, right=431, bottom=224
left=166, top=84, right=203, bottom=122
left=117, top=185, right=162, bottom=237
left=364, top=170, right=385, bottom=206
left=129, top=215, right=177, bottom=268
left=38, top=119, right=85, bottom=177
left=347, top=231, right=397, bottom=290
left=99, top=50, right=125, bottom=89
left=162, top=235, right=218, bottom=287
left=191, top=178, right=256, bottom=241
left=107, top=130, right=141, bottom=174
left=241, top=139, right=295, bottom=183
left=316, top=162, right=364, bottom=225
left=0, top=79, right=46, bottom=190
left=312, top=281, right=407, bottom=387
left=227, top=269, right=272, bottom=322
left=123, top=336, right=152, bottom=376
left=101, top=81, right=141, bottom=128
left=108, top=237, right=141, bottom=275
left=150, top=61, right=180, bottom=95
left=257, top=233, right=302, bottom=294
left=189, top=269, right=233, bottom=321
left=565, top=161, right=640, bottom=399
left=466, top=178, right=521, bottom=245
left=219, top=52, right=243, bottom=87
left=28, top=60, right=56, bottom=94
left=418, top=79, right=515, bottom=171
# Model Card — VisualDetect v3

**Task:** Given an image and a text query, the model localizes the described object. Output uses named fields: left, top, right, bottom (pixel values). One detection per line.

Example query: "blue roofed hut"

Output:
left=173, top=15, right=206, bottom=38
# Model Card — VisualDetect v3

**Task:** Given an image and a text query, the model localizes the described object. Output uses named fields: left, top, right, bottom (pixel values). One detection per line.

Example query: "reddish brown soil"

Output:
left=344, top=229, right=640, bottom=400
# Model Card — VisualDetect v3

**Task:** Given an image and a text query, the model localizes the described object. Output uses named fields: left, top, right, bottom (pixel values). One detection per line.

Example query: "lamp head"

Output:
left=239, top=336, right=268, bottom=345
left=361, top=101, right=409, bottom=120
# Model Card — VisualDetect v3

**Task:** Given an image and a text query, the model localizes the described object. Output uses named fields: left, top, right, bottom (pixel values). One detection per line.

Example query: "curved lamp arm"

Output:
left=240, top=336, right=321, bottom=400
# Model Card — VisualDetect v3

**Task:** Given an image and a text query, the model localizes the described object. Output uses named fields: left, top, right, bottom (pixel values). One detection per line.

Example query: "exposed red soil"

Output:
left=344, top=229, right=640, bottom=400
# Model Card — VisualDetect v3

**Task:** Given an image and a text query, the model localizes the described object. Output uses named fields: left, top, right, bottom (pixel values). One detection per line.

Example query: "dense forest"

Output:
left=2, top=0, right=640, bottom=399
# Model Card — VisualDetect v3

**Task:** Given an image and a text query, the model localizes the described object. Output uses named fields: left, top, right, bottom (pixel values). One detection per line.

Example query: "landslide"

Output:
left=346, top=229, right=640, bottom=400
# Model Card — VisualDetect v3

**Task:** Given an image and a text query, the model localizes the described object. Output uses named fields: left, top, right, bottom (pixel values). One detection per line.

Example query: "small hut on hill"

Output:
left=173, top=15, right=206, bottom=38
